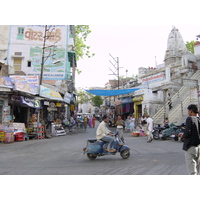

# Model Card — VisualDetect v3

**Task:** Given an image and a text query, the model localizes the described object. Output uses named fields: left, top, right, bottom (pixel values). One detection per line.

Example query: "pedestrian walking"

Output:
left=146, top=115, right=154, bottom=143
left=130, top=114, right=136, bottom=133
left=115, top=115, right=125, bottom=142
left=88, top=116, right=92, bottom=128
left=92, top=114, right=96, bottom=128
left=141, top=115, right=147, bottom=126
left=181, top=104, right=200, bottom=175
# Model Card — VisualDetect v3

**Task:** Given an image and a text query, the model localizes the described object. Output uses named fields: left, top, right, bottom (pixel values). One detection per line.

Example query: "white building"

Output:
left=132, top=27, right=200, bottom=120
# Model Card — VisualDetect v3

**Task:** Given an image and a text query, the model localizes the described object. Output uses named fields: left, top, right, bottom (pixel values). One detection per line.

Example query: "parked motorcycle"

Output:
left=108, top=118, right=115, bottom=127
left=83, top=131, right=130, bottom=160
left=161, top=122, right=185, bottom=141
left=152, top=123, right=169, bottom=140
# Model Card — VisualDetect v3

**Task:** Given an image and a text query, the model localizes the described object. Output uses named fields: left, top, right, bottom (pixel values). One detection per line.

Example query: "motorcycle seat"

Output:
left=87, top=139, right=97, bottom=143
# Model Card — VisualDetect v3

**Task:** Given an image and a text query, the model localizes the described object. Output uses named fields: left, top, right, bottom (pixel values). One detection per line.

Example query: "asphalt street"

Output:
left=0, top=121, right=187, bottom=175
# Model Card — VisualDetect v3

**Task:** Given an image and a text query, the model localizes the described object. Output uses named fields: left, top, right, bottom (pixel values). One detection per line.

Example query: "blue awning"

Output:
left=85, top=88, right=139, bottom=97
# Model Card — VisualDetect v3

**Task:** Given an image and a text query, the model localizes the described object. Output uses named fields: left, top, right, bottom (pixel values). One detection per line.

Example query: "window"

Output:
left=13, top=58, right=22, bottom=71
left=69, top=25, right=74, bottom=38
left=18, top=28, right=24, bottom=35
left=27, top=61, right=31, bottom=67
left=14, top=52, right=22, bottom=56
left=17, top=27, right=24, bottom=40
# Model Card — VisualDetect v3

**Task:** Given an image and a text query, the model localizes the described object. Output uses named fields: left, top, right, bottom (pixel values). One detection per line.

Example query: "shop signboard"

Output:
left=0, top=77, right=13, bottom=88
left=20, top=96, right=41, bottom=109
left=142, top=73, right=164, bottom=84
left=122, top=97, right=133, bottom=104
left=39, top=85, right=63, bottom=101
left=64, top=92, right=72, bottom=104
left=2, top=106, right=10, bottom=124
left=10, top=75, right=39, bottom=95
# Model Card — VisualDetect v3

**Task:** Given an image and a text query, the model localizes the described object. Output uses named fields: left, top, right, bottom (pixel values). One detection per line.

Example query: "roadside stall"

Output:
left=12, top=123, right=26, bottom=141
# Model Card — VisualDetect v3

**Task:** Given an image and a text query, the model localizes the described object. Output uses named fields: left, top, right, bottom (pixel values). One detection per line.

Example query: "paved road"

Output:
left=0, top=122, right=187, bottom=175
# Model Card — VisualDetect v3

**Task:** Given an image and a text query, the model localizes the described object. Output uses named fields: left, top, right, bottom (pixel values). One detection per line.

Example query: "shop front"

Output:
left=39, top=85, right=66, bottom=135
left=121, top=97, right=134, bottom=119
left=132, top=96, right=143, bottom=119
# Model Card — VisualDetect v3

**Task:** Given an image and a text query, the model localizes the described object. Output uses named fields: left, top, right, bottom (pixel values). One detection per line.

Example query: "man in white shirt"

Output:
left=96, top=115, right=116, bottom=152
left=146, top=115, right=154, bottom=143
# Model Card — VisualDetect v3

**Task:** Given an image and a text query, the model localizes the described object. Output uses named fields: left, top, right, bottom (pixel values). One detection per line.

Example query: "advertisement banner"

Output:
left=0, top=77, right=13, bottom=88
left=39, top=85, right=63, bottom=101
left=8, top=25, right=68, bottom=81
left=10, top=75, right=39, bottom=95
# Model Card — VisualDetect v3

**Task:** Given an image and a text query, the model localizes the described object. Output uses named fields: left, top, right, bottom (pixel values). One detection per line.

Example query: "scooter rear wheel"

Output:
left=87, top=153, right=97, bottom=160
left=120, top=150, right=130, bottom=159
left=153, top=130, right=160, bottom=140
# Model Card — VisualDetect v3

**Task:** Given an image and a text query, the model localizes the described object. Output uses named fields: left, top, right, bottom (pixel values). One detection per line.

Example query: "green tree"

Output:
left=76, top=89, right=90, bottom=104
left=186, top=40, right=195, bottom=54
left=91, top=95, right=103, bottom=107
left=75, top=25, right=95, bottom=60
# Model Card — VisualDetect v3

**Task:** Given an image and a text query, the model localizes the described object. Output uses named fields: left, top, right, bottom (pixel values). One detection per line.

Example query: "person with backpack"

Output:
left=181, top=104, right=200, bottom=175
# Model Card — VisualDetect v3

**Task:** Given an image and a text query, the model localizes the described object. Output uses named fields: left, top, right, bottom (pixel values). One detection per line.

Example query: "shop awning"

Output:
left=85, top=88, right=139, bottom=97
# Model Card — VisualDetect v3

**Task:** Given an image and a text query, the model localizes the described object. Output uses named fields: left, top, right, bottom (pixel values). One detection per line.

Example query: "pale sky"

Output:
left=76, top=25, right=200, bottom=89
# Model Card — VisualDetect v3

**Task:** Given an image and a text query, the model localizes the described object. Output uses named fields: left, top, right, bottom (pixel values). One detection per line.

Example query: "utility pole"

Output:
left=39, top=25, right=57, bottom=86
left=39, top=25, right=48, bottom=86
left=108, top=53, right=122, bottom=90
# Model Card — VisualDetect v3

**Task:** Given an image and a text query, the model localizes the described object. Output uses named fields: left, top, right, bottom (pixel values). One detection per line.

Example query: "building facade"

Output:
left=0, top=25, right=76, bottom=127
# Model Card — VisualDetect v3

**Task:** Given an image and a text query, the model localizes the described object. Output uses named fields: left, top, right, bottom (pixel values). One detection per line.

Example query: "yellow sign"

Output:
left=56, top=103, right=62, bottom=107
left=132, top=96, right=143, bottom=102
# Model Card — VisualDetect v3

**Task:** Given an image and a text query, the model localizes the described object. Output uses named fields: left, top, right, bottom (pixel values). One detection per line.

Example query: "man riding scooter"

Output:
left=96, top=115, right=116, bottom=153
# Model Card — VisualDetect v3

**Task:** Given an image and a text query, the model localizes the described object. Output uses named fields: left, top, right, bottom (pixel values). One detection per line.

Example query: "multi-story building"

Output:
left=0, top=25, right=76, bottom=126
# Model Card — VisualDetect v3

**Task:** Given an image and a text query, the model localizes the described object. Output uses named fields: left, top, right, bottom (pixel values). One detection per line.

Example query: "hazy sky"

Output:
left=76, top=25, right=200, bottom=88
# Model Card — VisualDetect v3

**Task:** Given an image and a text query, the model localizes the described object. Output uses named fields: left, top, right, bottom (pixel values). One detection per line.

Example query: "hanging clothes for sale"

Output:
left=126, top=103, right=131, bottom=113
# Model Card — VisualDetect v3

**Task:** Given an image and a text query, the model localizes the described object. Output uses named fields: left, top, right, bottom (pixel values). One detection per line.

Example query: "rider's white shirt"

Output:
left=96, top=121, right=111, bottom=140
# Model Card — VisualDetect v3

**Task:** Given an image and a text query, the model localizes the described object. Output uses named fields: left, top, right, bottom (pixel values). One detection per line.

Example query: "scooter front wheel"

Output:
left=120, top=150, right=130, bottom=159
left=87, top=153, right=97, bottom=160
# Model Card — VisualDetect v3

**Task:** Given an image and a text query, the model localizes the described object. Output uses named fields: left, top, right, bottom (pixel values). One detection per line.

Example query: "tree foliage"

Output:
left=91, top=95, right=103, bottom=107
left=76, top=89, right=103, bottom=107
left=76, top=89, right=91, bottom=104
left=75, top=25, right=95, bottom=60
left=186, top=40, right=195, bottom=54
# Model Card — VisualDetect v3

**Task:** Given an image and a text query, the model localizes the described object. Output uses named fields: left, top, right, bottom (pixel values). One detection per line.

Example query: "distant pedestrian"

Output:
left=92, top=114, right=96, bottom=128
left=164, top=117, right=169, bottom=127
left=146, top=115, right=154, bottom=143
left=88, top=116, right=92, bottom=128
left=130, top=114, right=136, bottom=133
left=181, top=104, right=200, bottom=175
left=141, top=115, right=147, bottom=126
left=115, top=115, right=125, bottom=142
